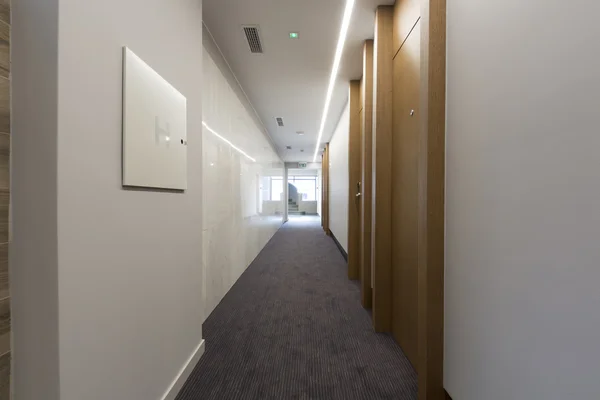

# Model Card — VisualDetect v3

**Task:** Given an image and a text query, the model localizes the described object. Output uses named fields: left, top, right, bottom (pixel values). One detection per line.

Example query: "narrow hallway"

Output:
left=177, top=217, right=417, bottom=400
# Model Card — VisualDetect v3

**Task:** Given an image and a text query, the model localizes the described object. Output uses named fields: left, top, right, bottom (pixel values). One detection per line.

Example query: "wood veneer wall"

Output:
left=371, top=5, right=394, bottom=332
left=416, top=0, right=446, bottom=398
left=0, top=1, right=10, bottom=396
left=322, top=144, right=330, bottom=235
left=391, top=0, right=421, bottom=370
left=360, top=40, right=374, bottom=308
left=348, top=81, right=362, bottom=280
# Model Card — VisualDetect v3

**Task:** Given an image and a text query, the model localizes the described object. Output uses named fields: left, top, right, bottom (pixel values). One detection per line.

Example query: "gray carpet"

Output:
left=177, top=216, right=417, bottom=400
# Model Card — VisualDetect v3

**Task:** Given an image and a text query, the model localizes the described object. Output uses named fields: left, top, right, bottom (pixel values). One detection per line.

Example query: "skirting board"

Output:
left=330, top=232, right=348, bottom=262
left=161, top=339, right=205, bottom=400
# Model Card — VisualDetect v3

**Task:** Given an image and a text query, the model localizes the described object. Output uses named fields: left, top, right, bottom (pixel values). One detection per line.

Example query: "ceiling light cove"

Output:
left=202, top=121, right=257, bottom=162
left=312, top=0, right=356, bottom=162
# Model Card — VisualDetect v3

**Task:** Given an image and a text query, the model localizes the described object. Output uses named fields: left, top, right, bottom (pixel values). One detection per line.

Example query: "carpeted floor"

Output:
left=177, top=216, right=417, bottom=400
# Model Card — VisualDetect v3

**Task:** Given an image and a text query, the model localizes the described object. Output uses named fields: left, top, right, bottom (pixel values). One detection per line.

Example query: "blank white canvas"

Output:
left=122, top=47, right=187, bottom=190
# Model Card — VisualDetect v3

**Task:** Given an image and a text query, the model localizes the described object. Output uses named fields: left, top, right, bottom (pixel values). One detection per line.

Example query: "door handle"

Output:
left=356, top=181, right=361, bottom=197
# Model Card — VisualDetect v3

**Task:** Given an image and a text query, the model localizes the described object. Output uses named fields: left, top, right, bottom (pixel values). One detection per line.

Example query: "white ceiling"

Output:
left=203, top=0, right=394, bottom=162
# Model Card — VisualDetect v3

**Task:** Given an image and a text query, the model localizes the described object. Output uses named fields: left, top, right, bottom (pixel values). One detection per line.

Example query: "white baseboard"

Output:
left=161, top=339, right=206, bottom=400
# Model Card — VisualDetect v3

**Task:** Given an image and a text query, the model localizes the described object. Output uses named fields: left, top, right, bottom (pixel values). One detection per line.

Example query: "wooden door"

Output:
left=322, top=144, right=330, bottom=235
left=348, top=81, right=362, bottom=280
left=391, top=18, right=421, bottom=368
left=360, top=40, right=374, bottom=308
left=371, top=5, right=394, bottom=333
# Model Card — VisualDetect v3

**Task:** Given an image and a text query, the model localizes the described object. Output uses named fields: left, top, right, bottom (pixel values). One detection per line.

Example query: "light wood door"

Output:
left=348, top=81, right=362, bottom=279
left=371, top=5, right=394, bottom=332
left=392, top=19, right=421, bottom=369
left=360, top=40, right=374, bottom=308
left=322, top=144, right=330, bottom=235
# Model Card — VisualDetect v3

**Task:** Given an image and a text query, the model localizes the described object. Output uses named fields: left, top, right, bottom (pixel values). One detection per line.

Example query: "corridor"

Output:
left=177, top=217, right=417, bottom=400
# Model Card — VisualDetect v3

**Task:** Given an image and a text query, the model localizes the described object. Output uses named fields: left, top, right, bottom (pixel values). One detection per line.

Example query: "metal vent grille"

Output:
left=276, top=117, right=284, bottom=127
left=243, top=26, right=263, bottom=53
left=286, top=146, right=292, bottom=150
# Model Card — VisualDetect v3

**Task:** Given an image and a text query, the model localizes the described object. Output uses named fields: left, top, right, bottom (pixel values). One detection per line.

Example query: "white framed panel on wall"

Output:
left=122, top=47, right=188, bottom=190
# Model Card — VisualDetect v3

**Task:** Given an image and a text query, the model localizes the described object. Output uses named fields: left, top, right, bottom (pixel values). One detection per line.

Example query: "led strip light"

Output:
left=202, top=121, right=257, bottom=162
left=312, top=0, right=356, bottom=162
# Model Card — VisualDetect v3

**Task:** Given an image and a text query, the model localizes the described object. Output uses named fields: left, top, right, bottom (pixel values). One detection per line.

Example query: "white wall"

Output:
left=12, top=1, right=60, bottom=399
left=298, top=200, right=318, bottom=215
left=202, top=32, right=284, bottom=320
left=287, top=167, right=321, bottom=176
left=445, top=2, right=600, bottom=399
left=262, top=201, right=285, bottom=216
left=328, top=102, right=349, bottom=251
left=13, top=1, right=205, bottom=399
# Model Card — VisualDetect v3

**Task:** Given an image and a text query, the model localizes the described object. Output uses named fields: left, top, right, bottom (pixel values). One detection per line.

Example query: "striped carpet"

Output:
left=177, top=216, right=417, bottom=400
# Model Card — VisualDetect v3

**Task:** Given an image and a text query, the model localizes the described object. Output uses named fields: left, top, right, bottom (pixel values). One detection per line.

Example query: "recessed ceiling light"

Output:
left=313, top=0, right=355, bottom=162
left=297, top=131, right=305, bottom=135
left=289, top=32, right=299, bottom=39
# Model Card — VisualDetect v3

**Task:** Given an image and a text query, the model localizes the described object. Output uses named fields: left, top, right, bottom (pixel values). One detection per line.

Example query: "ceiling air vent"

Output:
left=286, top=146, right=292, bottom=150
left=243, top=25, right=263, bottom=54
left=276, top=117, right=284, bottom=127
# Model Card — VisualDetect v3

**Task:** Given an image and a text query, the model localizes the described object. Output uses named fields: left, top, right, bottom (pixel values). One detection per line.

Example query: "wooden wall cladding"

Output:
left=371, top=5, right=394, bottom=332
left=0, top=0, right=10, bottom=397
left=393, top=0, right=420, bottom=55
left=389, top=1, right=446, bottom=398
left=322, top=144, right=330, bottom=235
left=360, top=40, right=374, bottom=309
left=391, top=18, right=421, bottom=369
left=348, top=81, right=362, bottom=280
left=417, top=0, right=446, bottom=399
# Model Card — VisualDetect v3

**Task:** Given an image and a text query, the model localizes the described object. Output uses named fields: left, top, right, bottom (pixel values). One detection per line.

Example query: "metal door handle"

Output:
left=356, top=192, right=361, bottom=197
left=356, top=181, right=362, bottom=198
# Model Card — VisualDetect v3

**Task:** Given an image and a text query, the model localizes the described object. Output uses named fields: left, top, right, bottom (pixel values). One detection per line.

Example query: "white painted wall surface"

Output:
left=298, top=200, right=318, bottom=215
left=287, top=167, right=321, bottom=176
left=202, top=46, right=284, bottom=320
left=57, top=2, right=205, bottom=399
left=445, top=2, right=600, bottom=399
left=328, top=103, right=350, bottom=251
left=13, top=1, right=205, bottom=399
left=262, top=201, right=285, bottom=216
left=12, top=1, right=61, bottom=399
